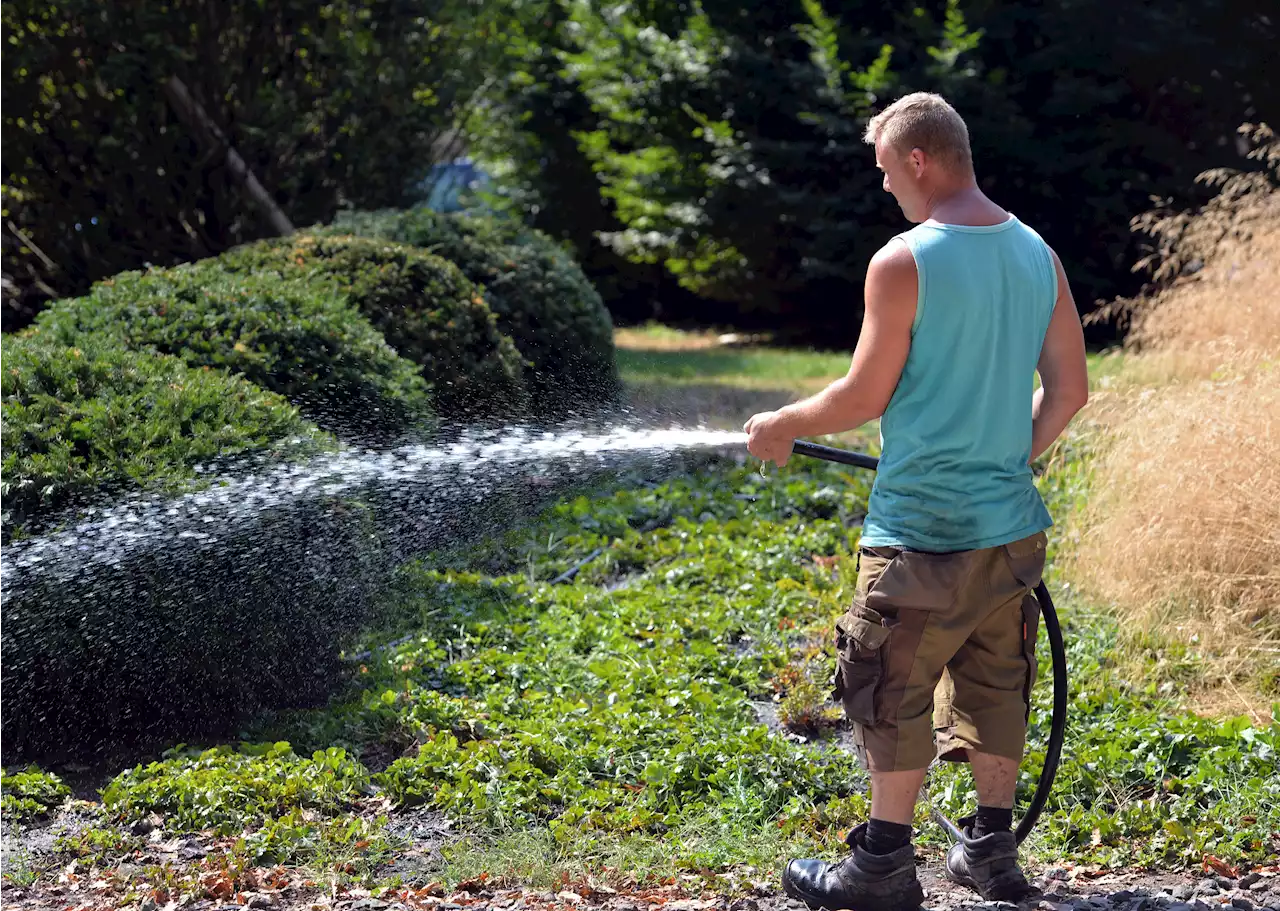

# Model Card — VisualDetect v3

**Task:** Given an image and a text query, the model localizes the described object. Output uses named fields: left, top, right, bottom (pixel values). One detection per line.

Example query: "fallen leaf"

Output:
left=199, top=871, right=235, bottom=901
left=456, top=874, right=490, bottom=893
left=1204, top=855, right=1238, bottom=878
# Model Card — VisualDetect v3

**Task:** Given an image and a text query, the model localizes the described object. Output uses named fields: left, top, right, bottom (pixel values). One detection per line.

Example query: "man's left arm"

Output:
left=745, top=241, right=917, bottom=466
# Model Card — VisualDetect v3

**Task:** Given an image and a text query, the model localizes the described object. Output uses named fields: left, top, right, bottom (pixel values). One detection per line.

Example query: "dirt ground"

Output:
left=4, top=819, right=1277, bottom=911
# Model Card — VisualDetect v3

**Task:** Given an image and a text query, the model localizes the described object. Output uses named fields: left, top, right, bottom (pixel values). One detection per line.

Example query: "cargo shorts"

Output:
left=831, top=530, right=1047, bottom=772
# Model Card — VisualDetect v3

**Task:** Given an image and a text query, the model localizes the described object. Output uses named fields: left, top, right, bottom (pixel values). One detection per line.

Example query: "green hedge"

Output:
left=0, top=335, right=391, bottom=761
left=213, top=234, right=527, bottom=422
left=2, top=494, right=387, bottom=762
left=1, top=336, right=324, bottom=540
left=328, top=208, right=620, bottom=418
left=27, top=264, right=434, bottom=441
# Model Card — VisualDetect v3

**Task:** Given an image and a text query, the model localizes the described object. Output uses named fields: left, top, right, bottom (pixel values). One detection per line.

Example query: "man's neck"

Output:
left=921, top=183, right=1009, bottom=227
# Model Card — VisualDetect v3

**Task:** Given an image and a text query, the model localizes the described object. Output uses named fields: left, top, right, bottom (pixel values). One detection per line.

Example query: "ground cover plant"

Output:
left=0, top=767, right=70, bottom=823
left=5, top=450, right=1276, bottom=904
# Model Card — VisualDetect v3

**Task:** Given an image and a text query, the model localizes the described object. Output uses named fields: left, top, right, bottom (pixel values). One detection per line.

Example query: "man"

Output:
left=744, top=92, right=1089, bottom=911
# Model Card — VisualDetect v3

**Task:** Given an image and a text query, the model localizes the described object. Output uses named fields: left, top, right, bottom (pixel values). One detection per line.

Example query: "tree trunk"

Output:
left=162, top=75, right=294, bottom=236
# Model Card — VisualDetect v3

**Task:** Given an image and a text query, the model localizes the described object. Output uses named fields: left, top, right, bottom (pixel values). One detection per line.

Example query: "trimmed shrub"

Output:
left=328, top=208, right=620, bottom=418
left=2, top=488, right=388, bottom=763
left=331, top=206, right=571, bottom=260
left=27, top=264, right=434, bottom=441
left=214, top=235, right=527, bottom=422
left=0, top=336, right=381, bottom=762
left=1, top=336, right=324, bottom=540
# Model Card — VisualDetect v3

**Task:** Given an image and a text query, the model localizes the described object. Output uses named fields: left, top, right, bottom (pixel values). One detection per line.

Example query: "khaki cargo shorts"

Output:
left=831, top=531, right=1047, bottom=772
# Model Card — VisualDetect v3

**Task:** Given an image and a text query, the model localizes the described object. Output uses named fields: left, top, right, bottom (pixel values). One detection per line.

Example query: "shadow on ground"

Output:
left=623, top=381, right=804, bottom=430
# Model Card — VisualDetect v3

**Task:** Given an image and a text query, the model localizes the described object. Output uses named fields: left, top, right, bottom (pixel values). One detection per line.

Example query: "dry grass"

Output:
left=1069, top=372, right=1280, bottom=657
left=1066, top=125, right=1280, bottom=710
left=1090, top=215, right=1280, bottom=392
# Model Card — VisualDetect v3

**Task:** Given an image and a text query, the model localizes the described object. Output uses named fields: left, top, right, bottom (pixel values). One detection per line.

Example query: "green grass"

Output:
left=617, top=347, right=855, bottom=390
left=616, top=322, right=1123, bottom=393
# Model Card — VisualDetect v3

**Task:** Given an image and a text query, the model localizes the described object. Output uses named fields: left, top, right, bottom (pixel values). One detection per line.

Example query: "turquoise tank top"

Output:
left=859, top=215, right=1057, bottom=553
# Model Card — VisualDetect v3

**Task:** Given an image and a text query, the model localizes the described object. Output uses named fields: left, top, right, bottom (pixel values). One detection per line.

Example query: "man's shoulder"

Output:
left=867, top=238, right=918, bottom=296
left=865, top=238, right=920, bottom=329
left=871, top=235, right=919, bottom=273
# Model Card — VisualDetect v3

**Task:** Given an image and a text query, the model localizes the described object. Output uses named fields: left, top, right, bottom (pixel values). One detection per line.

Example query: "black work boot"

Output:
left=943, top=815, right=1040, bottom=903
left=782, top=822, right=924, bottom=911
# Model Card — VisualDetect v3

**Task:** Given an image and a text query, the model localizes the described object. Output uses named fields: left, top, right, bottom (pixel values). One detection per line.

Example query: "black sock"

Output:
left=972, top=805, right=1013, bottom=837
left=864, top=818, right=912, bottom=854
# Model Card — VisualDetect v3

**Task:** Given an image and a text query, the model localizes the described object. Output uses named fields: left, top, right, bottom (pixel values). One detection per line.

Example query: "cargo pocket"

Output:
left=831, top=605, right=892, bottom=726
left=1000, top=531, right=1047, bottom=591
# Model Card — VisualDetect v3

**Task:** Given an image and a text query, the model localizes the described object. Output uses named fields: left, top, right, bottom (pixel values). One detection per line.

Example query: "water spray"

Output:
left=783, top=438, right=1068, bottom=846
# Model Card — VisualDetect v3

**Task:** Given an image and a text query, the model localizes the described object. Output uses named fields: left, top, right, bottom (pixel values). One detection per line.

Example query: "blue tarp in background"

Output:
left=419, top=158, right=491, bottom=212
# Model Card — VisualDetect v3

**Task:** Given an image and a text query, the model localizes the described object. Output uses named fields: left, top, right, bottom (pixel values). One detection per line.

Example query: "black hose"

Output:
left=792, top=440, right=882, bottom=471
left=784, top=438, right=1067, bottom=845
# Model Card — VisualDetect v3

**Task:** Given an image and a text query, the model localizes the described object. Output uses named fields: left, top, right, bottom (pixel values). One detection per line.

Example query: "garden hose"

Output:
left=787, top=439, right=1068, bottom=845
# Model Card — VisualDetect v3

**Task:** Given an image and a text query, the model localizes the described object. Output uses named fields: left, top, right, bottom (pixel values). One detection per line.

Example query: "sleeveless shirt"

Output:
left=859, top=215, right=1057, bottom=553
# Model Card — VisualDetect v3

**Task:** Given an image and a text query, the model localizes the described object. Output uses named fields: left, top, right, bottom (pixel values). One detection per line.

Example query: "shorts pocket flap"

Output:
left=866, top=551, right=967, bottom=611
left=1002, top=531, right=1047, bottom=588
left=840, top=614, right=891, bottom=651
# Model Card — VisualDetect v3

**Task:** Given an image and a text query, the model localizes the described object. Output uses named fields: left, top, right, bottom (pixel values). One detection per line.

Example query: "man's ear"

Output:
left=908, top=147, right=926, bottom=176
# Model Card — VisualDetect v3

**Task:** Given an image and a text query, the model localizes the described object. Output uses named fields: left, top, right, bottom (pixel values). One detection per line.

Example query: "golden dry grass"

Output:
left=1066, top=129, right=1280, bottom=710
left=1092, top=213, right=1280, bottom=392
left=1069, top=370, right=1280, bottom=646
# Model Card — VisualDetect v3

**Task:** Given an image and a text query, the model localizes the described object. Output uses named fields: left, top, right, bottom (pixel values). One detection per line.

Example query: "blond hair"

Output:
left=863, top=92, right=973, bottom=174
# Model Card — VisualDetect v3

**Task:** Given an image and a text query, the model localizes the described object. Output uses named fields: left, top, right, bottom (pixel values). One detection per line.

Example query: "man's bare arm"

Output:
left=1030, top=249, right=1089, bottom=463
left=769, top=241, right=917, bottom=438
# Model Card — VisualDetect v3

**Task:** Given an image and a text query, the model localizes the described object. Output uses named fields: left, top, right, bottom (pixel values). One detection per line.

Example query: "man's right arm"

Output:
left=1030, top=248, right=1090, bottom=463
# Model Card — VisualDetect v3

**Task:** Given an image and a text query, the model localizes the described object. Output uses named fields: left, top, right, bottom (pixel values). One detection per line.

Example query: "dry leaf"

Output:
left=1204, top=855, right=1237, bottom=878
left=457, top=873, right=490, bottom=893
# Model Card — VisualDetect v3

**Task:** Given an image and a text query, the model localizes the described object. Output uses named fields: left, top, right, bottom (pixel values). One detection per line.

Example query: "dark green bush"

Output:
left=214, top=234, right=527, bottom=422
left=331, top=206, right=570, bottom=261
left=1, top=336, right=325, bottom=540
left=27, top=264, right=434, bottom=441
left=0, top=335, right=392, bottom=762
left=2, top=490, right=388, bottom=763
left=328, top=208, right=620, bottom=418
